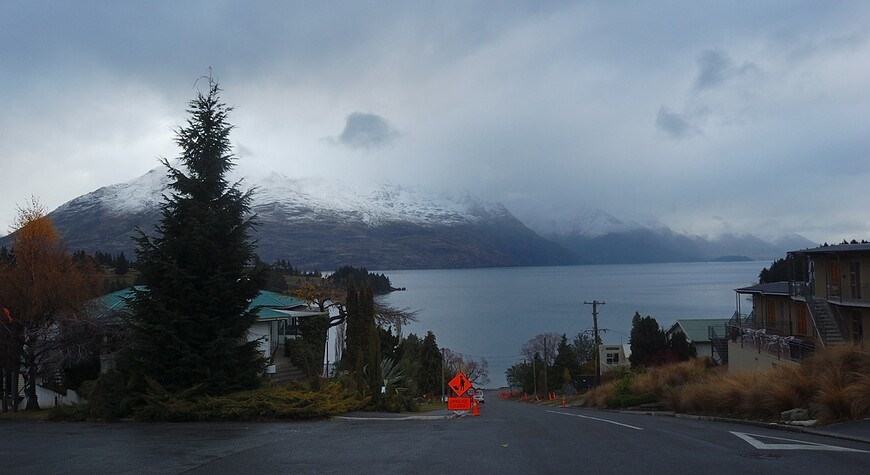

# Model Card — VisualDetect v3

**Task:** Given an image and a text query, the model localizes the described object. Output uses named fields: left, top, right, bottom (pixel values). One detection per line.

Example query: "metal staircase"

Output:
left=708, top=324, right=729, bottom=365
left=807, top=298, right=845, bottom=347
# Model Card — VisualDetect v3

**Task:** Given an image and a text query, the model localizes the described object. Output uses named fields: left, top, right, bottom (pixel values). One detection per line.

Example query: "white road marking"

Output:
left=546, top=410, right=644, bottom=431
left=731, top=431, right=868, bottom=452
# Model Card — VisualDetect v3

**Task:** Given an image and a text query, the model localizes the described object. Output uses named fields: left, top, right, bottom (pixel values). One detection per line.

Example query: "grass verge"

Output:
left=584, top=345, right=870, bottom=425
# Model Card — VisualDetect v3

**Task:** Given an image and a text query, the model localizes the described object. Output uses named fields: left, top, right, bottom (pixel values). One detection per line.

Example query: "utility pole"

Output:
left=532, top=356, right=537, bottom=396
left=542, top=335, right=547, bottom=395
left=440, top=348, right=445, bottom=402
left=584, top=300, right=605, bottom=386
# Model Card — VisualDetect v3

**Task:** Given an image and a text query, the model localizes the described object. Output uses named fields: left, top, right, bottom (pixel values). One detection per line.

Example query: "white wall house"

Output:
left=599, top=344, right=631, bottom=374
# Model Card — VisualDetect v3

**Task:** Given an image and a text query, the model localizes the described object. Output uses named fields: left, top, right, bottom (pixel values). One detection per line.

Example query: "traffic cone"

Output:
left=472, top=400, right=480, bottom=416
left=561, top=397, right=566, bottom=408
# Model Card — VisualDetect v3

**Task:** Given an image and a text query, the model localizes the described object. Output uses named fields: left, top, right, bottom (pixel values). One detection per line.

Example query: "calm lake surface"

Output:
left=377, top=261, right=766, bottom=388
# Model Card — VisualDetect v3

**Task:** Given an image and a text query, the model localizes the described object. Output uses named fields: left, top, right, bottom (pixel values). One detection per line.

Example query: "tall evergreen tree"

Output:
left=668, top=331, right=697, bottom=361
left=419, top=331, right=442, bottom=396
left=358, top=284, right=375, bottom=366
left=125, top=77, right=265, bottom=395
left=551, top=334, right=581, bottom=388
left=341, top=282, right=360, bottom=370
left=628, top=312, right=668, bottom=368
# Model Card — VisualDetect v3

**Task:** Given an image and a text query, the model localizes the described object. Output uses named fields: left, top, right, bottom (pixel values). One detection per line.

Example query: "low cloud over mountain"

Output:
left=530, top=209, right=817, bottom=264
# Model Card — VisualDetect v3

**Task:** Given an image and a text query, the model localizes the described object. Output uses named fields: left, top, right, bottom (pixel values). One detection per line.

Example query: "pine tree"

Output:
left=552, top=334, right=581, bottom=388
left=341, top=282, right=360, bottom=370
left=628, top=312, right=668, bottom=368
left=126, top=77, right=265, bottom=395
left=113, top=251, right=129, bottom=275
left=419, top=331, right=441, bottom=396
left=668, top=331, right=697, bottom=361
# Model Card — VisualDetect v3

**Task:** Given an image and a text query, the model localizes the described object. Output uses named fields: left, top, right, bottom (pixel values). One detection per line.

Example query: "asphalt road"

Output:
left=3, top=392, right=868, bottom=474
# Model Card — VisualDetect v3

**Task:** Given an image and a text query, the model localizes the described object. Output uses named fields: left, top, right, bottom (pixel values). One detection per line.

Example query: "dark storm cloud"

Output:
left=1, top=1, right=869, bottom=244
left=656, top=106, right=696, bottom=139
left=334, top=112, right=400, bottom=150
left=694, top=49, right=759, bottom=90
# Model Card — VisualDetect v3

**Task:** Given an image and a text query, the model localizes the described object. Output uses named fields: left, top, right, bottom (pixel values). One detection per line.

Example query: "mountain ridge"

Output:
left=7, top=167, right=579, bottom=270
left=0, top=169, right=816, bottom=268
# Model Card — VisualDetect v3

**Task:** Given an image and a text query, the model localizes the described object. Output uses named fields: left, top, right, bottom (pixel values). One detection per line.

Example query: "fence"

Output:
left=728, top=324, right=816, bottom=363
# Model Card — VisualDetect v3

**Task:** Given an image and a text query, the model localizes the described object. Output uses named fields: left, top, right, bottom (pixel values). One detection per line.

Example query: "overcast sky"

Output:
left=2, top=1, right=868, bottom=244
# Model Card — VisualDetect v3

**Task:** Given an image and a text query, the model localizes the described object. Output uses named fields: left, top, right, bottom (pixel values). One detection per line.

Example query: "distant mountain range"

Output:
left=0, top=169, right=816, bottom=269
left=527, top=209, right=816, bottom=264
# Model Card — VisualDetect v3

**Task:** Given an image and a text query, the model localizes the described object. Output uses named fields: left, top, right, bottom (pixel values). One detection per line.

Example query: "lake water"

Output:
left=377, top=261, right=766, bottom=388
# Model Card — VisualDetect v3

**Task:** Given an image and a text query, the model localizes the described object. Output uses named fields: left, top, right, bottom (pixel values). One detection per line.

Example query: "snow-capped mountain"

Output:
left=32, top=167, right=579, bottom=270
left=249, top=172, right=512, bottom=226
left=70, top=167, right=512, bottom=227
left=2, top=168, right=818, bottom=268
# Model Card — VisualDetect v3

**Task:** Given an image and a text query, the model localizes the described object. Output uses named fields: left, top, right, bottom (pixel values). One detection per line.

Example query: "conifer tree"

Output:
left=552, top=334, right=581, bottom=388
left=628, top=312, right=668, bottom=368
left=126, top=77, right=265, bottom=395
left=342, top=281, right=360, bottom=370
left=419, top=331, right=442, bottom=396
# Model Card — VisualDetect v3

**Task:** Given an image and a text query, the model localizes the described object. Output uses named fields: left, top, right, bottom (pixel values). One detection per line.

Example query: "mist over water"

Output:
left=379, top=261, right=765, bottom=388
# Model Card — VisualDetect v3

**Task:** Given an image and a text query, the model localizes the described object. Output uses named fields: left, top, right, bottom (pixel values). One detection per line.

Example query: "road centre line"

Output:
left=546, top=410, right=644, bottom=431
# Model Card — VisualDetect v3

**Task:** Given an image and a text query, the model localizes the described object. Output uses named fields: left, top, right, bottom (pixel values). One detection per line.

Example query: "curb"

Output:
left=335, top=412, right=458, bottom=421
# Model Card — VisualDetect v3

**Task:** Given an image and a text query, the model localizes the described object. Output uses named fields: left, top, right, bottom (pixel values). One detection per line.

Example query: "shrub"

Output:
left=130, top=381, right=365, bottom=421
left=86, top=369, right=133, bottom=420
left=47, top=403, right=89, bottom=422
left=608, top=376, right=657, bottom=408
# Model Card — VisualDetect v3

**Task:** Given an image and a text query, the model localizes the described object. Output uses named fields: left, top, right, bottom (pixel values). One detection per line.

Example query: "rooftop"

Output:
left=91, top=287, right=311, bottom=321
left=735, top=281, right=790, bottom=296
left=667, top=318, right=731, bottom=343
left=790, top=243, right=870, bottom=255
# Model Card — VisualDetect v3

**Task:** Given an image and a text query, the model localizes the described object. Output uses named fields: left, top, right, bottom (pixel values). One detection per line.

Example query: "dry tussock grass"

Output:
left=585, top=382, right=614, bottom=409
left=843, top=372, right=870, bottom=419
left=677, top=344, right=869, bottom=423
left=585, top=345, right=870, bottom=424
left=803, top=344, right=870, bottom=424
left=630, top=357, right=711, bottom=396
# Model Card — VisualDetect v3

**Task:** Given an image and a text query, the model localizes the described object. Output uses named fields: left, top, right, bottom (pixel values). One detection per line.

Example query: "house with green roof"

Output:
left=665, top=318, right=730, bottom=365
left=92, top=287, right=327, bottom=376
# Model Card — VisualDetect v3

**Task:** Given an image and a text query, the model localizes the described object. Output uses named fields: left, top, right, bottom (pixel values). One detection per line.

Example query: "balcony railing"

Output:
left=790, top=280, right=870, bottom=306
left=727, top=324, right=816, bottom=362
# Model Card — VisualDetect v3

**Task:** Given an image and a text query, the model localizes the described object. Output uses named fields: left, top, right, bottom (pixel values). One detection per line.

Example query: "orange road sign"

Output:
left=448, top=372, right=471, bottom=397
left=447, top=397, right=471, bottom=411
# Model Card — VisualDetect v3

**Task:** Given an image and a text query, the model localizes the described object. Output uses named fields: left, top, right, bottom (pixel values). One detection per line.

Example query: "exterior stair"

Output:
left=810, top=300, right=845, bottom=346
left=711, top=338, right=729, bottom=365
left=266, top=345, right=308, bottom=385
left=708, top=324, right=729, bottom=365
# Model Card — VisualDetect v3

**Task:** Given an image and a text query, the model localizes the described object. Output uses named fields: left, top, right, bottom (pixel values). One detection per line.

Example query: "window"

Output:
left=606, top=352, right=619, bottom=364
